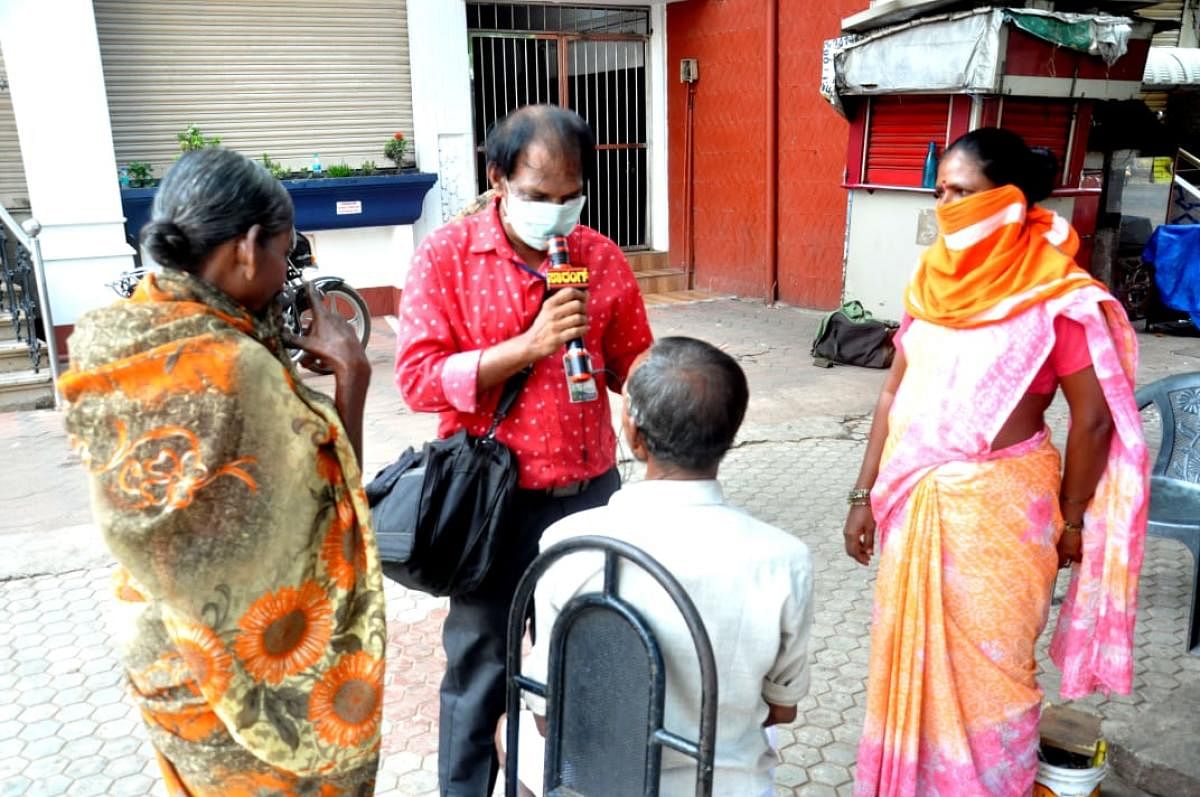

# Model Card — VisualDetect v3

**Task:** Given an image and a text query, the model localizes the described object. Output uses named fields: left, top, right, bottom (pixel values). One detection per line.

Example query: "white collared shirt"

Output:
left=522, top=479, right=814, bottom=796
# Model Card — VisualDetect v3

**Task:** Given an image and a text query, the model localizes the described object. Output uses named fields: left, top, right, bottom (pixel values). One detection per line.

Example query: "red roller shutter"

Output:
left=864, top=95, right=951, bottom=187
left=997, top=99, right=1073, bottom=187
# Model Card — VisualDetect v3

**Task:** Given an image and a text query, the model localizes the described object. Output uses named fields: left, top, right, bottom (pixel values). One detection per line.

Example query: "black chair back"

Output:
left=505, top=535, right=718, bottom=797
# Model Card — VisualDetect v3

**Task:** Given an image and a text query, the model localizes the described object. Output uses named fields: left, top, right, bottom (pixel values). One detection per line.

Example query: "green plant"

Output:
left=126, top=161, right=155, bottom=188
left=384, top=131, right=409, bottom=166
left=260, top=153, right=290, bottom=180
left=177, top=124, right=221, bottom=153
left=360, top=159, right=377, bottom=175
left=326, top=162, right=354, bottom=178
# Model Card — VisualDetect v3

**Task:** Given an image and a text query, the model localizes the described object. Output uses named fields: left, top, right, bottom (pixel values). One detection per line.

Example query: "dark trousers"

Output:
left=437, top=468, right=620, bottom=796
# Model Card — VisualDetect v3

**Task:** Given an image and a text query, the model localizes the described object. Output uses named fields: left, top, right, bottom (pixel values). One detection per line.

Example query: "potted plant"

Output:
left=119, top=126, right=437, bottom=241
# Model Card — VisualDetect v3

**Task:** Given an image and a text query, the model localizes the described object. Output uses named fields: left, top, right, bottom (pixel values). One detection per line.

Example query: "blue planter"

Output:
left=120, top=171, right=438, bottom=242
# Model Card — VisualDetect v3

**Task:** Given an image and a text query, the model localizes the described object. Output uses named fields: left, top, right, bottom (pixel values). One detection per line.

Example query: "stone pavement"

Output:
left=2, top=299, right=1199, bottom=796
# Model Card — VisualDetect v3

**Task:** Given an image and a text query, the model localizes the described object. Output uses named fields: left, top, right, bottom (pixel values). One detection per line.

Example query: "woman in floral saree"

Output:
left=59, top=148, right=385, bottom=796
left=843, top=128, right=1148, bottom=797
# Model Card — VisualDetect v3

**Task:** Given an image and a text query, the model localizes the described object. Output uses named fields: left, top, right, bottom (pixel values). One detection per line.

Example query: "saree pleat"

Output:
left=859, top=435, right=1062, bottom=797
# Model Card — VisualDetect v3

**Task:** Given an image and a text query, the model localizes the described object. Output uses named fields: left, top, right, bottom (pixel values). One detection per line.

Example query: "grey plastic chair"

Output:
left=505, top=535, right=718, bottom=797
left=1137, top=373, right=1200, bottom=655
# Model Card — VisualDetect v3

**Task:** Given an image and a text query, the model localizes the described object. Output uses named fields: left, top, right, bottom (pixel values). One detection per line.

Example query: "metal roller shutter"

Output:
left=0, top=50, right=30, bottom=210
left=94, top=0, right=414, bottom=177
left=1140, top=1, right=1185, bottom=47
left=864, top=95, right=952, bottom=187
left=996, top=98, right=1073, bottom=187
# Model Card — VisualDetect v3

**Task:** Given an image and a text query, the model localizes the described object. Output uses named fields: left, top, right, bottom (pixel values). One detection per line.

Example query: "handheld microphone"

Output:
left=546, top=235, right=598, bottom=403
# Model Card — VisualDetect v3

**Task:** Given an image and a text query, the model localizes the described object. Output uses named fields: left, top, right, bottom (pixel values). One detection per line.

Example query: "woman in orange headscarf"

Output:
left=843, top=128, right=1148, bottom=796
left=60, top=148, right=385, bottom=795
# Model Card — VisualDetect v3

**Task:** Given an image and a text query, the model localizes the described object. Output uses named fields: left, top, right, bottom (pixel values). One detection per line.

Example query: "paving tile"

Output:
left=16, top=717, right=59, bottom=741
left=68, top=773, right=116, bottom=797
left=110, top=773, right=155, bottom=796
left=809, top=762, right=852, bottom=787
left=64, top=754, right=109, bottom=779
left=22, top=751, right=69, bottom=780
left=24, top=773, right=73, bottom=797
left=0, top=776, right=32, bottom=797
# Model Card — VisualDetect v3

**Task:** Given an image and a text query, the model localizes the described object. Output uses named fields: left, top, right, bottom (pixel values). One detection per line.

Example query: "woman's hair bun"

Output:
left=140, top=219, right=193, bottom=270
left=138, top=148, right=294, bottom=274
left=1023, top=146, right=1058, bottom=205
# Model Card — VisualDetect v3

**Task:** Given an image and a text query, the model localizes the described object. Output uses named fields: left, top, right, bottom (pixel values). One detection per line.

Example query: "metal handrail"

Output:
left=1178, top=148, right=1199, bottom=170
left=0, top=204, right=61, bottom=409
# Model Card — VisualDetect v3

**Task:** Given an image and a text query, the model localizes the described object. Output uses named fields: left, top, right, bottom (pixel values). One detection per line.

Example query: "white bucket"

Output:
left=1033, top=759, right=1108, bottom=797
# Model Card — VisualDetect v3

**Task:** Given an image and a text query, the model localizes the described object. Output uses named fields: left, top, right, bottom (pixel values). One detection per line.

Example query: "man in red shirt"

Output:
left=394, top=104, right=653, bottom=795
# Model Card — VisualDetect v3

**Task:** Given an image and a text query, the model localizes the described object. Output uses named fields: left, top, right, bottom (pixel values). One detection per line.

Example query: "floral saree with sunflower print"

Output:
left=59, top=270, right=385, bottom=797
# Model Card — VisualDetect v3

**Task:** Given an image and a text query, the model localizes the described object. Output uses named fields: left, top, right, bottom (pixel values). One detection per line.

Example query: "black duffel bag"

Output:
left=366, top=369, right=529, bottom=597
left=811, top=300, right=900, bottom=369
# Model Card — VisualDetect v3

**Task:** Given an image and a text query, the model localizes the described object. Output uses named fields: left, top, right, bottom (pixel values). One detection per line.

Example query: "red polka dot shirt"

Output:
left=394, top=200, right=653, bottom=489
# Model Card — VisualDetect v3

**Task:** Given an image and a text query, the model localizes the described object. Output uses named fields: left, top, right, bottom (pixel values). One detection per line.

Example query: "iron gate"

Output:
left=467, top=3, right=650, bottom=249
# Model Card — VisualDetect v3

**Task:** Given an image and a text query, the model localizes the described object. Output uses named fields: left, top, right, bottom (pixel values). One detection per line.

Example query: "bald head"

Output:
left=485, top=104, right=596, bottom=183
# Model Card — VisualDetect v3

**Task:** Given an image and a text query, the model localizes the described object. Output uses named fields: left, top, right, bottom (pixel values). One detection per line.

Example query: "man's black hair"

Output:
left=485, top=104, right=597, bottom=183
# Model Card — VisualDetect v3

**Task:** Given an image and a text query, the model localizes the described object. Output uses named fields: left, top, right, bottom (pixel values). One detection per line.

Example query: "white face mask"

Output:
left=501, top=185, right=587, bottom=251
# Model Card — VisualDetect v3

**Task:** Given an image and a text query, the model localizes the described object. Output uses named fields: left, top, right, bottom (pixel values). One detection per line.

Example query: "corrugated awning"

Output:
left=1143, top=46, right=1200, bottom=87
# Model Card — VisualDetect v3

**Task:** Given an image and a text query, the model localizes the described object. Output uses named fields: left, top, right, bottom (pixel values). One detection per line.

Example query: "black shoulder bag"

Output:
left=365, top=368, right=531, bottom=597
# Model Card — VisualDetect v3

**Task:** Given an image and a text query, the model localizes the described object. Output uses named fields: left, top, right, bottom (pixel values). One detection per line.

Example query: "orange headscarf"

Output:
left=905, top=185, right=1102, bottom=327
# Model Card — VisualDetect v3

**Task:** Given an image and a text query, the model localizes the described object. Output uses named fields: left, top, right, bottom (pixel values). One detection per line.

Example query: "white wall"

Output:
left=0, top=0, right=135, bottom=326
left=306, top=226, right=413, bottom=298
left=844, top=189, right=1077, bottom=319
left=407, top=0, right=477, bottom=265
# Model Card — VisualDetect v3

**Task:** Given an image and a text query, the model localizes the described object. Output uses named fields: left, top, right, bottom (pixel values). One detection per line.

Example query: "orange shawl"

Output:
left=905, top=185, right=1103, bottom=327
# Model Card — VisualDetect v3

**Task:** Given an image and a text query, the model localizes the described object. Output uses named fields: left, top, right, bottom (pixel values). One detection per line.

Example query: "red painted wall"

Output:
left=666, top=0, right=860, bottom=308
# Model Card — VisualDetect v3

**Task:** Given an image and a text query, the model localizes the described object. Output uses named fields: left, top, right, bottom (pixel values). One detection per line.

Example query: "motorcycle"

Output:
left=109, top=231, right=371, bottom=375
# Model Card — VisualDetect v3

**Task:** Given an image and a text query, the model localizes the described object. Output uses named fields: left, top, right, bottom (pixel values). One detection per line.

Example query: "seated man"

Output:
left=498, top=336, right=814, bottom=796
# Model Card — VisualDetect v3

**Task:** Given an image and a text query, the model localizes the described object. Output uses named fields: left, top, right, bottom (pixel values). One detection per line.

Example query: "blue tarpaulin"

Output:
left=1143, top=225, right=1200, bottom=329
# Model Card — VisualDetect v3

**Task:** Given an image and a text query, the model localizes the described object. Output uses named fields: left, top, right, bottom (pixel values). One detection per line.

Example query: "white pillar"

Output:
left=0, top=0, right=134, bottom=329
left=647, top=3, right=670, bottom=253
left=407, top=0, right=478, bottom=270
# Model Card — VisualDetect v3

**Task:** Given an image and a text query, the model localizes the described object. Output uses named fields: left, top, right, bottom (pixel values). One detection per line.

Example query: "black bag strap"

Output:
left=484, top=366, right=532, bottom=439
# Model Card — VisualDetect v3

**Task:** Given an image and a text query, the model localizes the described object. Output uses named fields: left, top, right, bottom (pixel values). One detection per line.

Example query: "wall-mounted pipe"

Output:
left=766, top=0, right=780, bottom=305
left=684, top=80, right=697, bottom=290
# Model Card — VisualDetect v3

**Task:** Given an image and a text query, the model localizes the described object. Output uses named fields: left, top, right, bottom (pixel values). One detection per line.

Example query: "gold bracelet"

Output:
left=848, top=488, right=871, bottom=507
left=1063, top=521, right=1084, bottom=534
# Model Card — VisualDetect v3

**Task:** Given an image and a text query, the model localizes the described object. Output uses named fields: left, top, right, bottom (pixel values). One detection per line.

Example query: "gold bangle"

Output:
left=1061, top=495, right=1091, bottom=506
left=848, top=488, right=871, bottom=507
left=1063, top=521, right=1084, bottom=534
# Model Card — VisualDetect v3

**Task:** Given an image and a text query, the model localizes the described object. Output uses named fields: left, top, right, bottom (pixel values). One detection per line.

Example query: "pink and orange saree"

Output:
left=854, top=186, right=1148, bottom=797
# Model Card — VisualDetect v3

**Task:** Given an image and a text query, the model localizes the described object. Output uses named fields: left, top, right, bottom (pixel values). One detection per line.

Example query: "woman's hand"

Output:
left=285, top=283, right=370, bottom=377
left=285, top=283, right=371, bottom=463
left=844, top=504, right=876, bottom=565
left=1056, top=528, right=1083, bottom=569
left=521, top=288, right=589, bottom=362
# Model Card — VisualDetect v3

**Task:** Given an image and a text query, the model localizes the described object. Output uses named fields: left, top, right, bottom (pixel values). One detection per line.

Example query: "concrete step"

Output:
left=0, top=338, right=46, bottom=374
left=0, top=369, right=54, bottom=412
left=0, top=311, right=15, bottom=342
left=625, top=250, right=669, bottom=273
left=635, top=267, right=688, bottom=296
left=642, top=289, right=725, bottom=307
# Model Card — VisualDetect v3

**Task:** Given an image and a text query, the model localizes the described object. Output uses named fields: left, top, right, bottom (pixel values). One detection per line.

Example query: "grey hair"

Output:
left=140, top=148, right=293, bottom=273
left=626, top=337, right=749, bottom=472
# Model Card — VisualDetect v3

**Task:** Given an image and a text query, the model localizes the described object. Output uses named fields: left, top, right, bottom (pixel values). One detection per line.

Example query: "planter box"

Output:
left=120, top=171, right=438, bottom=242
